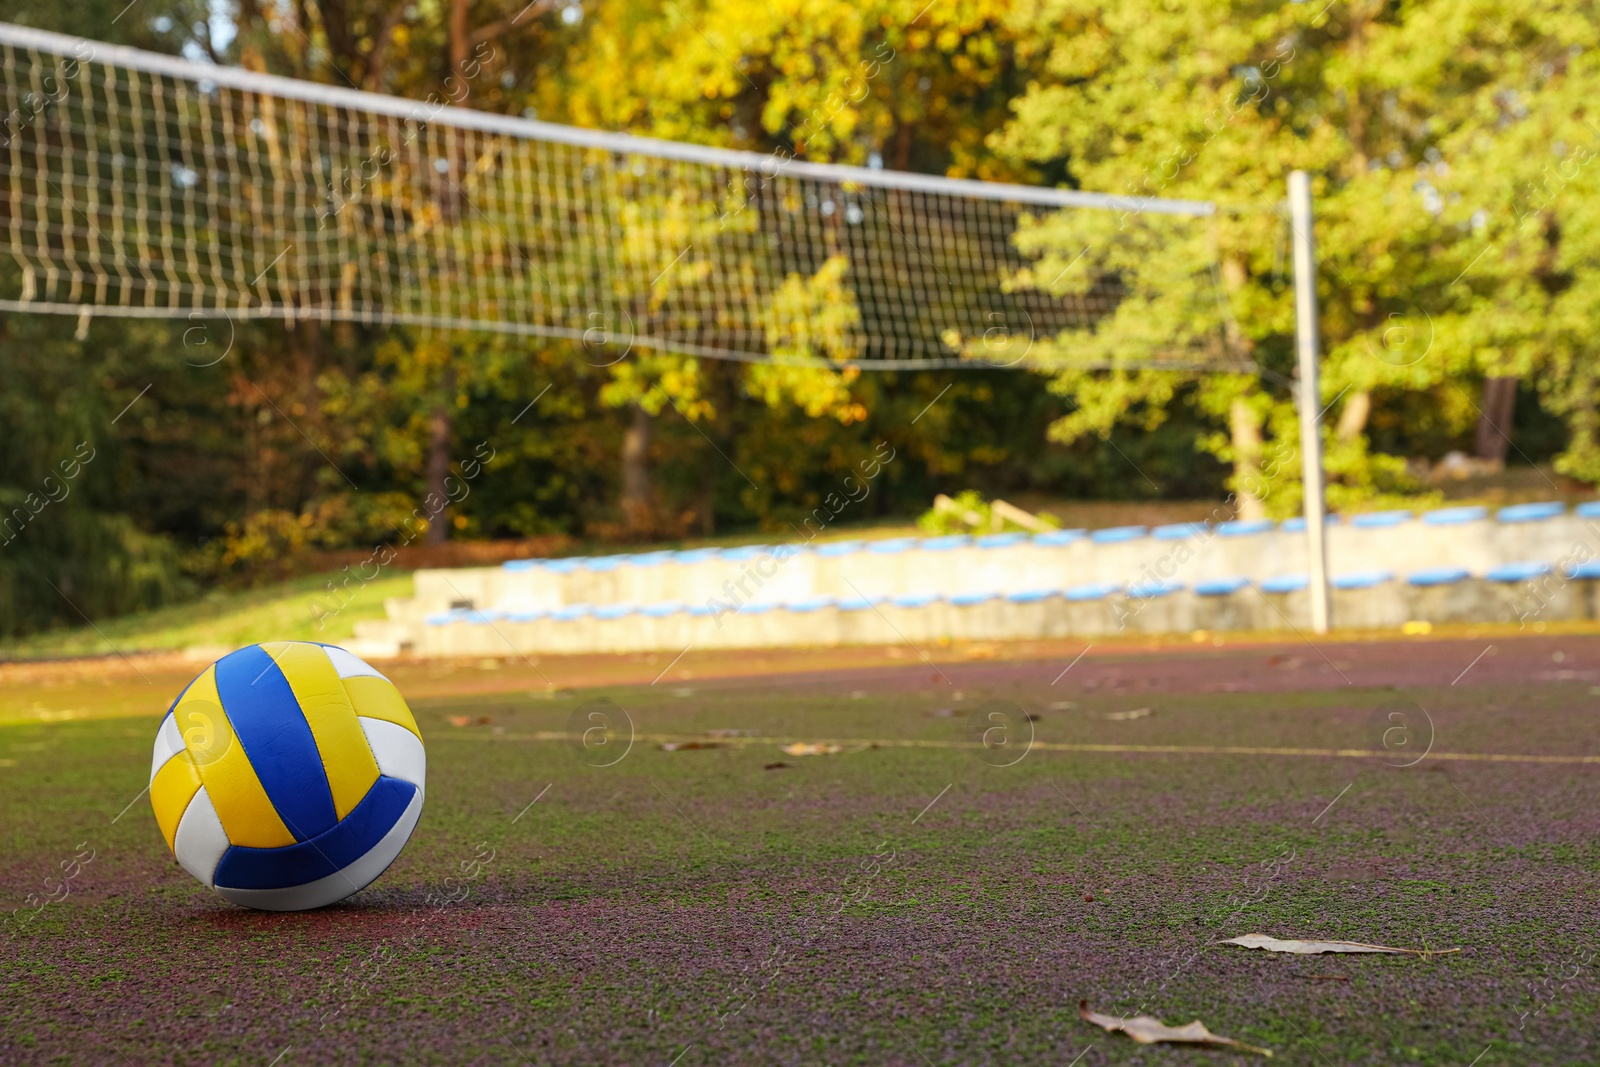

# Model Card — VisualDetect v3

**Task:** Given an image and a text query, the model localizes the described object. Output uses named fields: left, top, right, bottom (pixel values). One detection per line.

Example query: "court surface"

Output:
left=2, top=633, right=1597, bottom=1064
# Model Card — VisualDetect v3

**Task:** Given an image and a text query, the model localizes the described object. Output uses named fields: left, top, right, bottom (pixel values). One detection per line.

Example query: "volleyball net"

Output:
left=0, top=22, right=1233, bottom=370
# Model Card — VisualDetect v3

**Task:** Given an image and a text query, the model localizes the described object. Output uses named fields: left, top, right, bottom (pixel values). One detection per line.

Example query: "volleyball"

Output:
left=148, top=642, right=425, bottom=911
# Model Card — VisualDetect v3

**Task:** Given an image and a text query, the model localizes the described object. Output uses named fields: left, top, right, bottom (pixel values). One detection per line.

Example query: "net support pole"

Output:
left=1288, top=170, right=1331, bottom=634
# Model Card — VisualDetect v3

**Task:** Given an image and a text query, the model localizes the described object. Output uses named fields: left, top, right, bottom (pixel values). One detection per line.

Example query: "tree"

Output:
left=995, top=0, right=1598, bottom=513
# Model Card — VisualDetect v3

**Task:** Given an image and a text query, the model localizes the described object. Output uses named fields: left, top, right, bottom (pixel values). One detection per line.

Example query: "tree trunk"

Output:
left=1230, top=397, right=1267, bottom=520
left=621, top=402, right=652, bottom=528
left=1475, top=377, right=1517, bottom=465
left=1336, top=390, right=1371, bottom=440
left=449, top=0, right=471, bottom=74
left=696, top=457, right=717, bottom=536
left=425, top=364, right=456, bottom=545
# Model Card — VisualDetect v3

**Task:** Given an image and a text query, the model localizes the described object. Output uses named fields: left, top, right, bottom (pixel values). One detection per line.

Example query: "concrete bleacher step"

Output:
left=378, top=500, right=1600, bottom=653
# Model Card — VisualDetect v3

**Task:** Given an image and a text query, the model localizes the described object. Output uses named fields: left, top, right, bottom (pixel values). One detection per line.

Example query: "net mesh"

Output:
left=0, top=25, right=1233, bottom=370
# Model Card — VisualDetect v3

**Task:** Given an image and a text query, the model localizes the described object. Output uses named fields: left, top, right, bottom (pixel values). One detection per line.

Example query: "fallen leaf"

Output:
left=1103, top=707, right=1153, bottom=721
left=658, top=741, right=724, bottom=752
left=1218, top=933, right=1459, bottom=956
left=1079, top=1001, right=1271, bottom=1057
left=763, top=762, right=791, bottom=771
left=781, top=742, right=844, bottom=756
left=446, top=715, right=472, bottom=727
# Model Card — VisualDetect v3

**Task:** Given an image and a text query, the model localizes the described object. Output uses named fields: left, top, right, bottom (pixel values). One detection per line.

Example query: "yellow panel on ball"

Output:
left=178, top=664, right=295, bottom=849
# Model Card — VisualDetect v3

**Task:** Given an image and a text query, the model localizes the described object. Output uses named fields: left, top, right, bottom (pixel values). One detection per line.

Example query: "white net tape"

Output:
left=0, top=23, right=1222, bottom=369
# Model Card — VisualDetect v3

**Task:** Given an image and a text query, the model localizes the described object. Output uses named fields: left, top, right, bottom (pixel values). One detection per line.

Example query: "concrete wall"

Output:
left=390, top=576, right=1600, bottom=658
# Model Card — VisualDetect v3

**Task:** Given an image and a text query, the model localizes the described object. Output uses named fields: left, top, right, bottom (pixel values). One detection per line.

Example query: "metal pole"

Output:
left=1289, top=170, right=1331, bottom=634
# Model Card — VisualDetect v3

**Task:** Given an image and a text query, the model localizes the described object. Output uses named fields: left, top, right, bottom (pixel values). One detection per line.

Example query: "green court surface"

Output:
left=2, top=635, right=1597, bottom=1065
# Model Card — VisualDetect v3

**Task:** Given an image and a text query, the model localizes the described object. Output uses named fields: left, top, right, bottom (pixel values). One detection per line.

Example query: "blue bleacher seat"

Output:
left=638, top=602, right=686, bottom=617
left=1351, top=510, right=1412, bottom=528
left=1217, top=519, right=1274, bottom=537
left=1032, top=529, right=1086, bottom=546
left=976, top=532, right=1028, bottom=548
left=1566, top=560, right=1600, bottom=580
left=949, top=591, right=997, bottom=606
left=1091, top=525, right=1146, bottom=544
left=1408, top=567, right=1471, bottom=587
left=1279, top=516, right=1341, bottom=532
left=629, top=550, right=677, bottom=566
left=675, top=548, right=722, bottom=564
left=1065, top=582, right=1122, bottom=601
left=724, top=544, right=776, bottom=561
left=593, top=603, right=636, bottom=619
left=1152, top=522, right=1207, bottom=540
left=814, top=540, right=864, bottom=557
left=1194, top=577, right=1250, bottom=596
left=890, top=592, right=940, bottom=608
left=504, top=609, right=547, bottom=622
left=867, top=537, right=919, bottom=554
left=1575, top=501, right=1600, bottom=519
left=1422, top=506, right=1488, bottom=525
left=1485, top=561, right=1552, bottom=583
left=1127, top=580, right=1183, bottom=597
left=543, top=557, right=589, bottom=574
left=550, top=604, right=594, bottom=620
left=785, top=596, right=835, bottom=612
left=919, top=534, right=971, bottom=551
left=1331, top=570, right=1393, bottom=590
left=1259, top=574, right=1308, bottom=594
left=1006, top=589, right=1057, bottom=603
left=837, top=596, right=878, bottom=611
left=1496, top=502, right=1566, bottom=523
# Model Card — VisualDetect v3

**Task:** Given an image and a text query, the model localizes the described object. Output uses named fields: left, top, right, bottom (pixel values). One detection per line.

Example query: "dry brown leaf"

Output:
left=781, top=742, right=843, bottom=756
left=1218, top=933, right=1460, bottom=956
left=1103, top=707, right=1153, bottom=721
left=1079, top=1001, right=1272, bottom=1057
left=446, top=715, right=472, bottom=727
left=658, top=741, right=724, bottom=751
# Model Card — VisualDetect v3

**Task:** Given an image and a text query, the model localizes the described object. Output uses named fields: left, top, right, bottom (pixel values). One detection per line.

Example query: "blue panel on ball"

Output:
left=213, top=776, right=418, bottom=891
left=213, top=644, right=339, bottom=841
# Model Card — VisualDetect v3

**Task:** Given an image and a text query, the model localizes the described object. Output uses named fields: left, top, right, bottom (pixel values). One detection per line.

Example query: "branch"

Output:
left=470, top=0, right=561, bottom=45
left=362, top=2, right=410, bottom=90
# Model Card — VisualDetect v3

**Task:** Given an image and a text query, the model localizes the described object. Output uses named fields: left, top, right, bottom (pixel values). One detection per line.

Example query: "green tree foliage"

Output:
left=995, top=0, right=1597, bottom=514
left=3, top=0, right=1596, bottom=638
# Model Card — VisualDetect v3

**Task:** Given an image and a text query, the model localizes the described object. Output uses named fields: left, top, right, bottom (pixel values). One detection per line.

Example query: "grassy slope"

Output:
left=2, top=639, right=1597, bottom=1065
left=0, top=570, right=415, bottom=660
